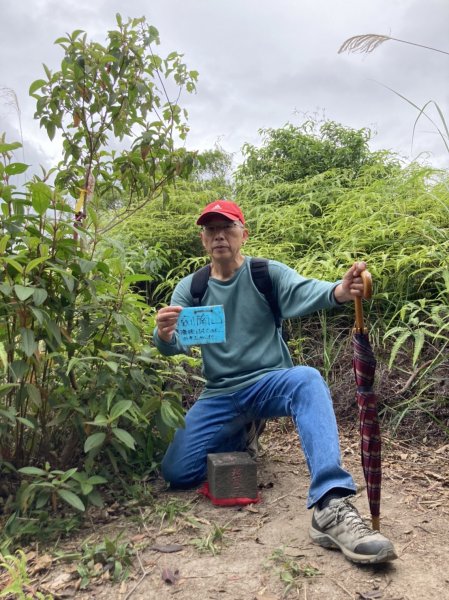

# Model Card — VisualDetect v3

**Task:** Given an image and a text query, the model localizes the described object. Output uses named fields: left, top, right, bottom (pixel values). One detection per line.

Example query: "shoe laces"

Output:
left=333, top=497, right=375, bottom=537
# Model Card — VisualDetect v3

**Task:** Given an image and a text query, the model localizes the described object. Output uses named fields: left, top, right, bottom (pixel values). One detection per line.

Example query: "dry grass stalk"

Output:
left=339, top=34, right=449, bottom=57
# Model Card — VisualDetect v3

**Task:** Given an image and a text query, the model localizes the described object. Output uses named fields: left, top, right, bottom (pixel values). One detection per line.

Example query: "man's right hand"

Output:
left=156, top=306, right=183, bottom=343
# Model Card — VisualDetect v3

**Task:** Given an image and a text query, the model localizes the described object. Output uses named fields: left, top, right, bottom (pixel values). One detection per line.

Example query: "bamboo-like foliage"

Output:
left=231, top=121, right=449, bottom=435
left=141, top=119, right=449, bottom=438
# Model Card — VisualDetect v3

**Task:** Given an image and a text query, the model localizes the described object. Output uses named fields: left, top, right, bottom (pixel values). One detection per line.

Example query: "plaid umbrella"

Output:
left=353, top=270, right=381, bottom=531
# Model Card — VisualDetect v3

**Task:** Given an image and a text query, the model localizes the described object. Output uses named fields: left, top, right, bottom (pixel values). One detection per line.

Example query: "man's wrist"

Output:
left=333, top=283, right=349, bottom=304
left=158, top=329, right=175, bottom=344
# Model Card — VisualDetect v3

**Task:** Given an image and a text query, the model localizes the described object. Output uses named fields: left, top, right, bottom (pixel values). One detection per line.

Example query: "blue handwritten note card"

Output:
left=177, top=305, right=226, bottom=345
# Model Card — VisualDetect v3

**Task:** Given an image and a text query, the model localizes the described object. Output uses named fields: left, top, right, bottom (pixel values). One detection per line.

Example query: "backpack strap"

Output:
left=250, top=258, right=282, bottom=328
left=190, top=264, right=211, bottom=306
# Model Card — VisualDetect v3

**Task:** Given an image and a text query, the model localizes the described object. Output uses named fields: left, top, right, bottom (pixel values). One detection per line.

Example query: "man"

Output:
left=154, top=200, right=397, bottom=565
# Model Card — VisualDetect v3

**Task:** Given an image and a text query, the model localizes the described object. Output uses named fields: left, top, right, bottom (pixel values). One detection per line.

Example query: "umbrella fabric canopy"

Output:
left=353, top=271, right=381, bottom=531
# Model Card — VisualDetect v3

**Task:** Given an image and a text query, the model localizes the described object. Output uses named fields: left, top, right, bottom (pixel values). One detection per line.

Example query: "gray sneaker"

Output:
left=245, top=419, right=267, bottom=459
left=309, top=497, right=398, bottom=564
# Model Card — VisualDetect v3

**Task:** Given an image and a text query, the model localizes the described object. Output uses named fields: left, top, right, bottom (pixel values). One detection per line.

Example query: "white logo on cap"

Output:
left=213, top=203, right=222, bottom=210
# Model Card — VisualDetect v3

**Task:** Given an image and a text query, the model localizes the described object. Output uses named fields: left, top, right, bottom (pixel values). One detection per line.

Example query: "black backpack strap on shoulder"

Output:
left=250, top=258, right=282, bottom=328
left=190, top=264, right=211, bottom=306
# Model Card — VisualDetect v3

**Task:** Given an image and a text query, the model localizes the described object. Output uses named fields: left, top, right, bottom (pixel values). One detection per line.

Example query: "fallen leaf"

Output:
left=46, top=572, right=76, bottom=592
left=130, top=533, right=147, bottom=543
left=31, top=554, right=53, bottom=573
left=56, top=588, right=77, bottom=598
left=119, top=581, right=127, bottom=594
left=357, top=590, right=383, bottom=599
left=159, top=527, right=177, bottom=535
left=150, top=544, right=184, bottom=553
left=435, top=444, right=449, bottom=454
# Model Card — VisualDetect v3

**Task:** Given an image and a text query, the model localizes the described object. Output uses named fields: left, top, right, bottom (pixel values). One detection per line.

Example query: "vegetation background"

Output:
left=0, top=14, right=448, bottom=596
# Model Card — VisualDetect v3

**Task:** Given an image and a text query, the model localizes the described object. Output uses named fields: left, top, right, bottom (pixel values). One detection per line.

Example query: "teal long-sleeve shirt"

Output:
left=153, top=256, right=341, bottom=399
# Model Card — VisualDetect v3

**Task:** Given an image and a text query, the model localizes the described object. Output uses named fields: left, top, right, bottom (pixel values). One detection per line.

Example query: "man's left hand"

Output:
left=333, top=261, right=367, bottom=304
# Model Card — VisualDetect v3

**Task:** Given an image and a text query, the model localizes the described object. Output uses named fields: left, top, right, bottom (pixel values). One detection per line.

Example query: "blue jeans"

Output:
left=161, top=366, right=356, bottom=508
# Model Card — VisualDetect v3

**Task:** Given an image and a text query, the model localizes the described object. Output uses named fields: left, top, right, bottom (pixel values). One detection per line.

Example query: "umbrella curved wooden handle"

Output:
left=354, top=270, right=372, bottom=333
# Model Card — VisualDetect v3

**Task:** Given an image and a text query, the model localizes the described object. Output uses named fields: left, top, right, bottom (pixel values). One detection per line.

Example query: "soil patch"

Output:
left=2, top=421, right=449, bottom=600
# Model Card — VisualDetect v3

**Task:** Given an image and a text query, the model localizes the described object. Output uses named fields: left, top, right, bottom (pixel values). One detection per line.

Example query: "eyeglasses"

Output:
left=201, top=222, right=244, bottom=235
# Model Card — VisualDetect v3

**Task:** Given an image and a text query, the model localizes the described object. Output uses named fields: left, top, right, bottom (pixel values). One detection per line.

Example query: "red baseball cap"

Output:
left=196, top=200, right=245, bottom=225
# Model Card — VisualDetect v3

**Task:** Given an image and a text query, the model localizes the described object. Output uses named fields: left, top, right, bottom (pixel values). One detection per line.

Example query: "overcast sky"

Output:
left=1, top=0, right=448, bottom=174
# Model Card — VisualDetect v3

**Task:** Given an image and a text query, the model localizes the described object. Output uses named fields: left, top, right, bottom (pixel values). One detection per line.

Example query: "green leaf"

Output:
left=112, top=427, right=136, bottom=450
left=29, top=79, right=47, bottom=95
left=19, top=466, right=47, bottom=476
left=0, top=234, right=10, bottom=254
left=30, top=307, right=45, bottom=325
left=25, top=257, right=48, bottom=275
left=46, top=122, right=56, bottom=141
left=80, top=482, right=93, bottom=495
left=66, top=357, right=80, bottom=375
left=0, top=141, right=21, bottom=153
left=87, top=489, right=104, bottom=508
left=5, top=163, right=29, bottom=176
left=45, top=319, right=62, bottom=346
left=86, top=475, right=108, bottom=485
left=33, top=288, right=48, bottom=306
left=106, top=361, right=119, bottom=373
left=30, top=182, right=52, bottom=215
left=20, top=328, right=37, bottom=358
left=57, top=489, right=85, bottom=511
left=16, top=417, right=36, bottom=429
left=84, top=432, right=106, bottom=453
left=14, top=284, right=35, bottom=301
left=70, top=29, right=85, bottom=40
left=161, top=400, right=183, bottom=428
left=35, top=491, right=51, bottom=509
left=388, top=330, right=411, bottom=368
left=59, top=467, right=78, bottom=482
left=123, top=318, right=140, bottom=344
left=0, top=408, right=16, bottom=422
left=9, top=360, right=28, bottom=380
left=62, top=273, right=75, bottom=292
left=26, top=383, right=41, bottom=405
left=4, top=257, right=24, bottom=274
left=0, top=343, right=7, bottom=370
left=92, top=413, right=109, bottom=426
left=109, top=400, right=132, bottom=422
left=78, top=259, right=96, bottom=273
left=412, top=329, right=426, bottom=366
left=43, top=63, right=52, bottom=79
left=0, top=283, right=12, bottom=296
left=148, top=25, right=160, bottom=44
left=123, top=274, right=152, bottom=285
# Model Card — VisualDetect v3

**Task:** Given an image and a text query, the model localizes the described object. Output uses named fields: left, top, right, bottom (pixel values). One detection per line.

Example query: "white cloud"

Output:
left=0, top=0, right=447, bottom=172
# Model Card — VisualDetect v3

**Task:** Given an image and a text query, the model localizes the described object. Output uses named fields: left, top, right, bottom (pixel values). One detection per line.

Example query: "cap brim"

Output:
left=196, top=211, right=236, bottom=225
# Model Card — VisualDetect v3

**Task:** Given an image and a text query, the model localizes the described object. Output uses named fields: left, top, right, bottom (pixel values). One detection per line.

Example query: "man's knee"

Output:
left=290, top=365, right=324, bottom=384
left=161, top=453, right=204, bottom=489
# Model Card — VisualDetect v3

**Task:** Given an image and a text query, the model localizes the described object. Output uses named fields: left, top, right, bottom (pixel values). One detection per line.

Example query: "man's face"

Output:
left=200, top=217, right=248, bottom=261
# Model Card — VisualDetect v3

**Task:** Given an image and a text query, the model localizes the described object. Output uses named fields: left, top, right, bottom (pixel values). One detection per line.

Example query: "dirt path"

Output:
left=6, top=421, right=449, bottom=600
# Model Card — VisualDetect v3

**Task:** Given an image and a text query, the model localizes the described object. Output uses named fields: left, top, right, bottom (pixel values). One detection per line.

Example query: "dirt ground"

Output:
left=3, top=420, right=449, bottom=600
